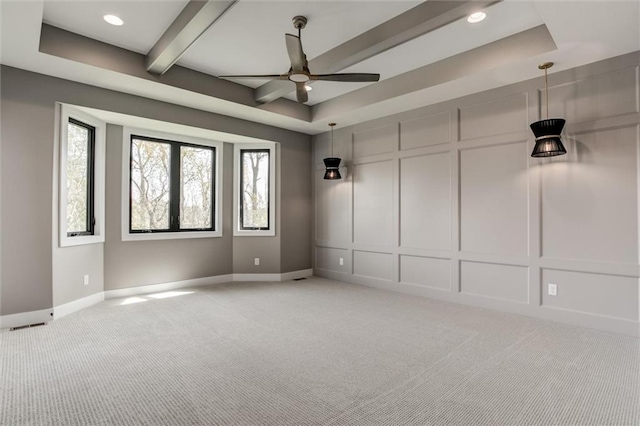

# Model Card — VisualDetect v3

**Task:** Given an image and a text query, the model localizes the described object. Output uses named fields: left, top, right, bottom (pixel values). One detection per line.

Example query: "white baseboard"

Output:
left=233, top=269, right=313, bottom=282
left=54, top=292, right=105, bottom=320
left=280, top=268, right=314, bottom=281
left=104, top=270, right=313, bottom=298
left=104, top=274, right=234, bottom=299
left=0, top=308, right=53, bottom=329
left=1, top=270, right=314, bottom=329
left=233, top=273, right=281, bottom=282
left=313, top=268, right=640, bottom=338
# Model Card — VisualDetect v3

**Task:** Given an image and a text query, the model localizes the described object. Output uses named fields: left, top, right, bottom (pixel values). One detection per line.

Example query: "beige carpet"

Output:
left=1, top=277, right=638, bottom=425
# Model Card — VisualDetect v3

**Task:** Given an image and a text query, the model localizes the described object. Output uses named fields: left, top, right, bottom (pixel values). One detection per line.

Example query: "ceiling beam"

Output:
left=39, top=24, right=311, bottom=124
left=254, top=0, right=502, bottom=104
left=146, top=0, right=237, bottom=75
left=311, top=25, right=557, bottom=123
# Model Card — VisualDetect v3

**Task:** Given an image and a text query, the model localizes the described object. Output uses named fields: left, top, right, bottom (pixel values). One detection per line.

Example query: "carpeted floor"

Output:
left=1, top=277, right=638, bottom=425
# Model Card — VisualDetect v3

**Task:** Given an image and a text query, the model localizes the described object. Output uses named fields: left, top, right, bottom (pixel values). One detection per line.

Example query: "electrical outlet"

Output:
left=548, top=283, right=557, bottom=296
left=254, top=258, right=260, bottom=266
left=339, top=257, right=344, bottom=266
left=83, top=275, right=89, bottom=286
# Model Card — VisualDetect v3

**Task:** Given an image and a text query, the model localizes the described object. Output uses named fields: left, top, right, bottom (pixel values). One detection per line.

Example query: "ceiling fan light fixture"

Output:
left=289, top=73, right=310, bottom=83
left=467, top=12, right=486, bottom=23
left=103, top=14, right=124, bottom=26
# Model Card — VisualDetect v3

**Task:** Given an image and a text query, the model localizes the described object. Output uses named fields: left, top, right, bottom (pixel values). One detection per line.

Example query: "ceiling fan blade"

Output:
left=295, top=82, right=308, bottom=103
left=219, top=74, right=287, bottom=80
left=285, top=34, right=306, bottom=71
left=311, top=73, right=381, bottom=82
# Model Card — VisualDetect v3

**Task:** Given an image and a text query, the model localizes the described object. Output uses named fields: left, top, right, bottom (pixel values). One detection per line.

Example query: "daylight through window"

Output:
left=180, top=146, right=213, bottom=229
left=66, top=118, right=95, bottom=236
left=130, top=135, right=215, bottom=233
left=240, top=149, right=270, bottom=230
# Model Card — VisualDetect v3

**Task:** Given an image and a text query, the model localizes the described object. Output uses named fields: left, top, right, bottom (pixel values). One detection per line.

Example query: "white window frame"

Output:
left=121, top=127, right=223, bottom=241
left=58, top=104, right=106, bottom=247
left=233, top=142, right=276, bottom=237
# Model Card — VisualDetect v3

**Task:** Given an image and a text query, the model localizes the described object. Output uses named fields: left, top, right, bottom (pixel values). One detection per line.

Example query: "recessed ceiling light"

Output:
left=467, top=12, right=486, bottom=24
left=305, top=85, right=312, bottom=92
left=103, top=14, right=124, bottom=26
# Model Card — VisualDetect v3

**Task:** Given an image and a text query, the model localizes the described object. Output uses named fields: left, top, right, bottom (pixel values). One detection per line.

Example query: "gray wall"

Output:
left=312, top=52, right=640, bottom=336
left=0, top=66, right=311, bottom=317
left=1, top=74, right=54, bottom=315
left=103, top=131, right=234, bottom=290
left=281, top=139, right=312, bottom=273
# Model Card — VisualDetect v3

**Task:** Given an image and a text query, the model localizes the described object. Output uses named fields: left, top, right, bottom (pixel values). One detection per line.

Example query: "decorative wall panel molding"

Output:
left=400, top=255, right=451, bottom=291
left=460, top=141, right=529, bottom=257
left=312, top=53, right=640, bottom=336
left=400, top=152, right=451, bottom=250
left=547, top=66, right=639, bottom=124
left=353, top=250, right=394, bottom=281
left=460, top=261, right=529, bottom=304
left=458, top=93, right=528, bottom=141
left=400, top=111, right=451, bottom=150
left=541, top=269, right=638, bottom=321
left=352, top=160, right=394, bottom=246
left=541, top=125, right=638, bottom=264
left=353, top=124, right=397, bottom=158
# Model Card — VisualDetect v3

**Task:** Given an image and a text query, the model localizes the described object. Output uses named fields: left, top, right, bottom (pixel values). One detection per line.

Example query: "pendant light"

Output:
left=323, top=123, right=342, bottom=180
left=530, top=62, right=567, bottom=158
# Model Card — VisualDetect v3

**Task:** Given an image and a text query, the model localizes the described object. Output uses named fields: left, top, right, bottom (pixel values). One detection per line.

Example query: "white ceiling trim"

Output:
left=2, top=0, right=639, bottom=135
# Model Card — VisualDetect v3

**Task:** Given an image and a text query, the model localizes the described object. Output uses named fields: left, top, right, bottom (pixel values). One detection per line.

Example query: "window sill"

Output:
left=233, top=229, right=276, bottom=237
left=59, top=235, right=105, bottom=248
left=122, top=230, right=222, bottom=241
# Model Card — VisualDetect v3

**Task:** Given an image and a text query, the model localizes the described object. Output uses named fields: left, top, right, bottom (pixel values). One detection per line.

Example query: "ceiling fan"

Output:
left=219, top=16, right=381, bottom=103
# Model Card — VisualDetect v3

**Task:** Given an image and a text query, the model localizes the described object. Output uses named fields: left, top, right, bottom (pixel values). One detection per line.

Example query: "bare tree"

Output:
left=66, top=123, right=90, bottom=232
left=242, top=151, right=269, bottom=227
left=180, top=147, right=212, bottom=229
left=130, top=139, right=170, bottom=230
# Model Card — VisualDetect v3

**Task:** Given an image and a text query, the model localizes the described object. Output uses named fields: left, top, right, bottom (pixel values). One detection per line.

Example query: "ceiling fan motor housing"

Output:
left=219, top=14, right=380, bottom=104
left=292, top=16, right=307, bottom=30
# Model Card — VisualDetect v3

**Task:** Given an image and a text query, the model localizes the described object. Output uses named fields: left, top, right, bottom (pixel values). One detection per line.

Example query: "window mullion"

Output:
left=211, top=147, right=216, bottom=231
left=170, top=142, right=181, bottom=231
left=87, top=127, right=96, bottom=235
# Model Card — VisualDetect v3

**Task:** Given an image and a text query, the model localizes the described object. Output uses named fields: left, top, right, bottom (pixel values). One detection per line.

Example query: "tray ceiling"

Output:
left=1, top=0, right=639, bottom=134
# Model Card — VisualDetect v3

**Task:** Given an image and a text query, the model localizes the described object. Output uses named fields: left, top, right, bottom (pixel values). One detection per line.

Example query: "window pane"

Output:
left=241, top=150, right=269, bottom=229
left=180, top=146, right=213, bottom=229
left=66, top=122, right=91, bottom=234
left=130, top=138, right=171, bottom=230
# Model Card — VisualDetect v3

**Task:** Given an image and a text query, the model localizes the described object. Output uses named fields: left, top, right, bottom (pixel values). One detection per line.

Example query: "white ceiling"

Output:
left=179, top=1, right=421, bottom=85
left=2, top=0, right=639, bottom=135
left=43, top=1, right=190, bottom=54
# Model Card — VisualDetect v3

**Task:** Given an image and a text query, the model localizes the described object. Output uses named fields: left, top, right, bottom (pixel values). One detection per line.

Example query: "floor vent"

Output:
left=10, top=323, right=47, bottom=331
left=293, top=277, right=307, bottom=281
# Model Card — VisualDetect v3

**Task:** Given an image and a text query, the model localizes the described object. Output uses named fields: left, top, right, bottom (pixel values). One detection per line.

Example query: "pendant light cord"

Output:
left=329, top=123, right=336, bottom=157
left=330, top=126, right=333, bottom=156
left=538, top=62, right=554, bottom=119
left=544, top=67, right=549, bottom=119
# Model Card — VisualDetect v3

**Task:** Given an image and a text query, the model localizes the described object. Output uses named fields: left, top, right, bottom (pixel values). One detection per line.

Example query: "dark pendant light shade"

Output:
left=530, top=118, right=567, bottom=157
left=323, top=157, right=342, bottom=179
left=323, top=122, right=342, bottom=180
left=530, top=62, right=567, bottom=158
